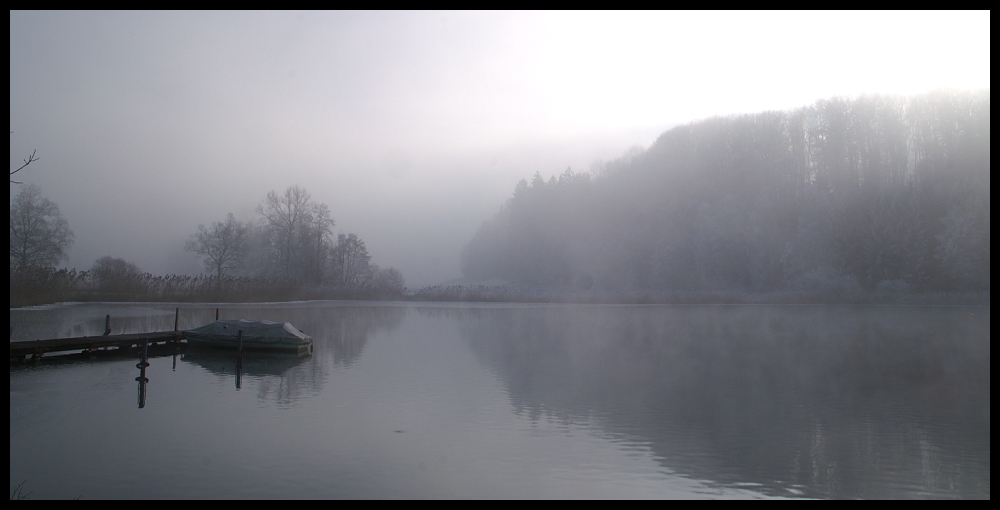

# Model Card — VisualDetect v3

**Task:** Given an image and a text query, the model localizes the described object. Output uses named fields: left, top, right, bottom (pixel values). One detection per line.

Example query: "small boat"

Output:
left=184, top=319, right=313, bottom=356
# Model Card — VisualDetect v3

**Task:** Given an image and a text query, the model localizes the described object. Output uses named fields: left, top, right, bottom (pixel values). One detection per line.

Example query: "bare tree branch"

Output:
left=10, top=131, right=38, bottom=184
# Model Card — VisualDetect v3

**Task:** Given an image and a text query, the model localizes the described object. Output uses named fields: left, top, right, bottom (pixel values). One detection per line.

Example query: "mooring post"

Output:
left=174, top=308, right=179, bottom=331
left=138, top=338, right=150, bottom=368
left=216, top=308, right=219, bottom=321
left=104, top=314, right=111, bottom=336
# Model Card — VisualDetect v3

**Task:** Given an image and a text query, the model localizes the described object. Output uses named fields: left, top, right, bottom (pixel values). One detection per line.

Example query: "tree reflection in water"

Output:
left=438, top=304, right=990, bottom=499
left=181, top=303, right=407, bottom=406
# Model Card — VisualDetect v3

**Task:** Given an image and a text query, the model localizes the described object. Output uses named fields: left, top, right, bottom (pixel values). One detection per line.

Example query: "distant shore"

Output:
left=11, top=281, right=990, bottom=309
left=407, top=285, right=990, bottom=307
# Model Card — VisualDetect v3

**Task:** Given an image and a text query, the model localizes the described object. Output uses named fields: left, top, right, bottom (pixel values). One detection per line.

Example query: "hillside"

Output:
left=462, top=90, right=990, bottom=296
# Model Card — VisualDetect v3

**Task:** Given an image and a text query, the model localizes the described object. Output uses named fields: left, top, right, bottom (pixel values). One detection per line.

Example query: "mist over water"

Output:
left=10, top=302, right=990, bottom=498
left=9, top=11, right=991, bottom=500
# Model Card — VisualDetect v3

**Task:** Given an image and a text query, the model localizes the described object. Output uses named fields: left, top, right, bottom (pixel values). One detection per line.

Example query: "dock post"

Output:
left=104, top=314, right=111, bottom=336
left=216, top=308, right=219, bottom=321
left=138, top=338, right=150, bottom=368
left=174, top=308, right=179, bottom=331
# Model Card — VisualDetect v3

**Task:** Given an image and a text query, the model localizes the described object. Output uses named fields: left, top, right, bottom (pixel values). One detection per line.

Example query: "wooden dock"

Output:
left=10, top=331, right=186, bottom=361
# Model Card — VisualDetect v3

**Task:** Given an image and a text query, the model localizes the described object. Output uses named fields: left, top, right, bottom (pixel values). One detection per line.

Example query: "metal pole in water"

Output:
left=104, top=314, right=111, bottom=336
left=174, top=308, right=179, bottom=331
left=216, top=308, right=219, bottom=321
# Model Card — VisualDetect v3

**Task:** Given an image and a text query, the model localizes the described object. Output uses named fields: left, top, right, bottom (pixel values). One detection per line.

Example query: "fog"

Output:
left=9, top=11, right=990, bottom=288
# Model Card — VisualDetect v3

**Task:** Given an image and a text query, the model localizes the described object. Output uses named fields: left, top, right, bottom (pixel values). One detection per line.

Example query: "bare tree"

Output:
left=185, top=213, right=249, bottom=278
left=9, top=150, right=38, bottom=185
left=331, top=233, right=372, bottom=288
left=300, top=203, right=335, bottom=281
left=10, top=184, right=73, bottom=271
left=256, top=186, right=314, bottom=277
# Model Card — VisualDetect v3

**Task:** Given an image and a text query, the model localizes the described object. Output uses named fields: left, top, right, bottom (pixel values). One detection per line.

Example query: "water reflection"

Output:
left=170, top=303, right=408, bottom=405
left=182, top=350, right=309, bottom=378
left=236, top=350, right=243, bottom=389
left=442, top=305, right=990, bottom=499
left=135, top=340, right=150, bottom=409
left=9, top=302, right=990, bottom=498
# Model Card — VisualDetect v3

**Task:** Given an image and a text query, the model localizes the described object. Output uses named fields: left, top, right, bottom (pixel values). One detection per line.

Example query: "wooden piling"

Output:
left=140, top=338, right=149, bottom=366
left=174, top=308, right=179, bottom=331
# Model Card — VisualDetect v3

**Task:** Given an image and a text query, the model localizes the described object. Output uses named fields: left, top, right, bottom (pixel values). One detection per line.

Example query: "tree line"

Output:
left=462, top=90, right=990, bottom=298
left=10, top=184, right=405, bottom=306
left=184, top=185, right=403, bottom=291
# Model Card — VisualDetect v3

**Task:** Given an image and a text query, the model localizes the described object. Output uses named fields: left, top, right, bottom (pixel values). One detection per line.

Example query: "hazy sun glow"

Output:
left=9, top=11, right=991, bottom=286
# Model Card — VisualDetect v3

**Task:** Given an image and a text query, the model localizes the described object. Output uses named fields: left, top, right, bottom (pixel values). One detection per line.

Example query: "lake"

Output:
left=9, top=302, right=990, bottom=499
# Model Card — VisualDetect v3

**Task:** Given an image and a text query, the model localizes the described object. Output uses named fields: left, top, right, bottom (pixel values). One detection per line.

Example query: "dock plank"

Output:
left=10, top=331, right=186, bottom=357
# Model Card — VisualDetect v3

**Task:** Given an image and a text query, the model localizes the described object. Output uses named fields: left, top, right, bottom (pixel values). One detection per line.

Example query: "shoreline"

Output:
left=11, top=288, right=991, bottom=309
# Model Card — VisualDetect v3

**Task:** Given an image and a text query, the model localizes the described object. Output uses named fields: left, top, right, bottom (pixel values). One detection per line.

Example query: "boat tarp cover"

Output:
left=184, top=320, right=312, bottom=346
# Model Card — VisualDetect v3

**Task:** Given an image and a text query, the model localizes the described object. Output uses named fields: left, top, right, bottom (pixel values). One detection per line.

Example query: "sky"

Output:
left=9, top=11, right=991, bottom=287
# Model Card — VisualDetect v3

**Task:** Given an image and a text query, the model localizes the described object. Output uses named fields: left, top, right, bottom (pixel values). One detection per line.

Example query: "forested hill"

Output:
left=462, top=90, right=990, bottom=296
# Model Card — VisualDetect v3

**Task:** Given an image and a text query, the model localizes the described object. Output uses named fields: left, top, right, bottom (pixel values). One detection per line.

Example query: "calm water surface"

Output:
left=9, top=302, right=990, bottom=499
